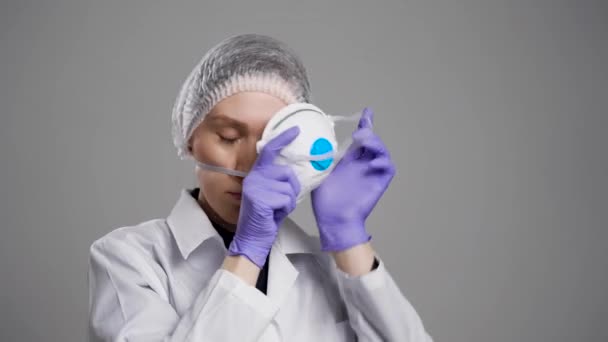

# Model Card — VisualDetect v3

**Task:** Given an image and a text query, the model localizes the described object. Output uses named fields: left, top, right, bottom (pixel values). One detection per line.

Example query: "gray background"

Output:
left=1, top=0, right=606, bottom=341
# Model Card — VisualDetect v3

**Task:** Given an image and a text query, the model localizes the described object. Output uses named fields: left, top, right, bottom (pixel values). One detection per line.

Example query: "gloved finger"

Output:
left=256, top=126, right=300, bottom=168
left=276, top=194, right=297, bottom=219
left=352, top=127, right=374, bottom=142
left=337, top=128, right=371, bottom=164
left=264, top=179, right=297, bottom=200
left=274, top=203, right=293, bottom=223
left=264, top=191, right=295, bottom=215
left=368, top=156, right=394, bottom=171
left=358, top=107, right=374, bottom=130
left=262, top=164, right=301, bottom=198
left=365, top=161, right=396, bottom=180
left=352, top=130, right=390, bottom=159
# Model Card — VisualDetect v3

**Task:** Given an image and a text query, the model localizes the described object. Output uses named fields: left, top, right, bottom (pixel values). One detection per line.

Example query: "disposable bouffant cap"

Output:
left=171, top=33, right=312, bottom=160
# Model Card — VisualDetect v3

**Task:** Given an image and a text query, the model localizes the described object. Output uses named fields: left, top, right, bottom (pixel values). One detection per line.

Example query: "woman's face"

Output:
left=189, top=92, right=288, bottom=228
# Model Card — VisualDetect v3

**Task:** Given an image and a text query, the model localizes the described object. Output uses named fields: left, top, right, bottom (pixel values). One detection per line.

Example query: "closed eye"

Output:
left=219, top=135, right=239, bottom=144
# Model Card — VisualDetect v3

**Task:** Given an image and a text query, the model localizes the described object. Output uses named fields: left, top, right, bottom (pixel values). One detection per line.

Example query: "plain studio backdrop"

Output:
left=1, top=1, right=606, bottom=341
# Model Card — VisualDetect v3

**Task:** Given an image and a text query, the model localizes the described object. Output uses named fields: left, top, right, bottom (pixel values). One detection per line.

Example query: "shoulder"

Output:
left=88, top=218, right=177, bottom=294
left=87, top=218, right=177, bottom=310
left=89, top=218, right=172, bottom=265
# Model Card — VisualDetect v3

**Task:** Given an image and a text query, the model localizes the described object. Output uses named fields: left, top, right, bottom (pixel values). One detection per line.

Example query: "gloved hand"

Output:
left=228, top=126, right=302, bottom=268
left=311, top=108, right=396, bottom=252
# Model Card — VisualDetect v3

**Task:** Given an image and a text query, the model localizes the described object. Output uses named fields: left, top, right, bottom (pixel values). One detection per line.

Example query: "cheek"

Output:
left=196, top=168, right=224, bottom=194
left=195, top=138, right=238, bottom=167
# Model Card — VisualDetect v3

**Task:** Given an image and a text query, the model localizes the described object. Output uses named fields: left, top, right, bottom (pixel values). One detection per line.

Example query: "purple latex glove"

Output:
left=228, top=126, right=302, bottom=268
left=311, top=107, right=396, bottom=252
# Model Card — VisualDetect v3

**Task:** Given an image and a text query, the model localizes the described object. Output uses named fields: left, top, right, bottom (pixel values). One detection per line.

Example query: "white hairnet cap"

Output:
left=171, top=33, right=312, bottom=160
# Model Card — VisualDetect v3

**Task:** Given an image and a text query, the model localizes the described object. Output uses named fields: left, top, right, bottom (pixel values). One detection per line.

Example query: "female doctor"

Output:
left=88, top=33, right=433, bottom=341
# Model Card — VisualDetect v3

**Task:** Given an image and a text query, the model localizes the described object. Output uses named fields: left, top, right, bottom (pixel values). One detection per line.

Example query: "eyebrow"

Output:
left=206, top=114, right=249, bottom=131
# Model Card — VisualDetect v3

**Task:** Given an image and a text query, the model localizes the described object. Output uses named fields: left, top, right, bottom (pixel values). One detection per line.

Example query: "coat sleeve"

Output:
left=88, top=237, right=279, bottom=342
left=331, top=254, right=434, bottom=342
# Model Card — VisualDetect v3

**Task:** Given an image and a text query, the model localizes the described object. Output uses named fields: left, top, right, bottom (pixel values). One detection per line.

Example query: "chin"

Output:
left=224, top=206, right=240, bottom=223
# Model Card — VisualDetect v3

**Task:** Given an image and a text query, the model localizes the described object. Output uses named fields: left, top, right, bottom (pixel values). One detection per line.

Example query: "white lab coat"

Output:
left=88, top=188, right=433, bottom=341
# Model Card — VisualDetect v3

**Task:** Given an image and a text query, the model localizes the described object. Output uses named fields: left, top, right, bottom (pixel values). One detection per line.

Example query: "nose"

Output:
left=234, top=138, right=258, bottom=177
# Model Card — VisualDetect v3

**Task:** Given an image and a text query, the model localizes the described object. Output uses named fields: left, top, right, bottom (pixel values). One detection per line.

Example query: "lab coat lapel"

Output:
left=266, top=216, right=321, bottom=309
left=267, top=246, right=299, bottom=309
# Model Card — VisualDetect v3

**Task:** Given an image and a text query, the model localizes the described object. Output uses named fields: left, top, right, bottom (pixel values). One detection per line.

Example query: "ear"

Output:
left=187, top=136, right=194, bottom=153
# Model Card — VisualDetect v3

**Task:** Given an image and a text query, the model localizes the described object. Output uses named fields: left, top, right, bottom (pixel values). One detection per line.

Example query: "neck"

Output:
left=197, top=191, right=237, bottom=233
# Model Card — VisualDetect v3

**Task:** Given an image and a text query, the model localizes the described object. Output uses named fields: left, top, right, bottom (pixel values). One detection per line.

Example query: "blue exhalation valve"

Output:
left=309, top=138, right=334, bottom=171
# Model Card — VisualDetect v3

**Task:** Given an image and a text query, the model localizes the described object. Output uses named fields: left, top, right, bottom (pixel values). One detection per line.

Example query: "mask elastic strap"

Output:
left=195, top=162, right=248, bottom=178
left=329, top=111, right=364, bottom=123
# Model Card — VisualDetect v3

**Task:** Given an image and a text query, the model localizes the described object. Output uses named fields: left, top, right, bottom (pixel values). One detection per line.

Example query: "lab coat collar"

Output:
left=167, top=188, right=320, bottom=260
left=166, top=188, right=220, bottom=259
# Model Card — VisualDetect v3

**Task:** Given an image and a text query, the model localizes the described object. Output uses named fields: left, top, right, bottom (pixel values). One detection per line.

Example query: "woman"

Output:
left=88, top=33, right=433, bottom=341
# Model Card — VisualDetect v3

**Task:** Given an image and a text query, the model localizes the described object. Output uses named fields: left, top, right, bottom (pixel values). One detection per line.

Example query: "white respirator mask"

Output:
left=196, top=103, right=366, bottom=203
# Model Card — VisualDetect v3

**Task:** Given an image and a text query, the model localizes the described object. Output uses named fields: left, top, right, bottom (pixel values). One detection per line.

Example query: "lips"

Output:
left=227, top=192, right=242, bottom=200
